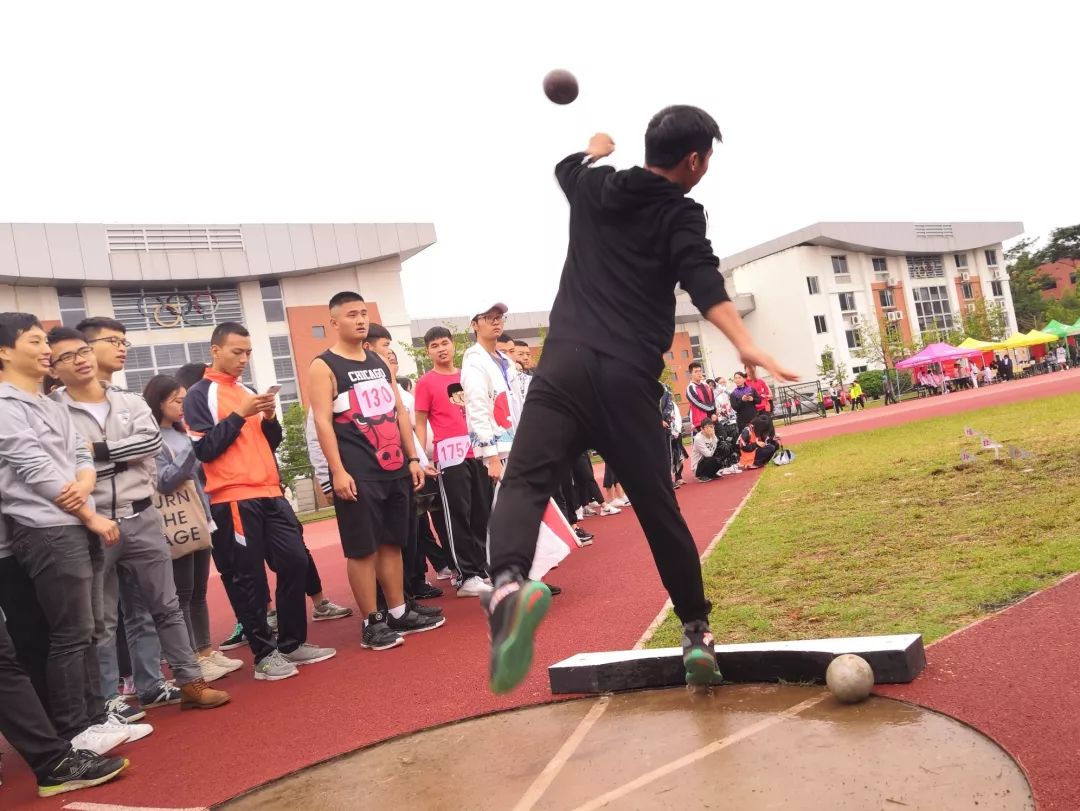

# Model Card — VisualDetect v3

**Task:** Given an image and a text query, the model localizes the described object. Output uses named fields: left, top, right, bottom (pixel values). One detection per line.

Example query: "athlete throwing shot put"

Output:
left=483, top=105, right=797, bottom=693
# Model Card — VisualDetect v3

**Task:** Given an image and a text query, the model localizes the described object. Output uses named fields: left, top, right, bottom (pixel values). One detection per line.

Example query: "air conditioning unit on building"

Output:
left=959, top=271, right=970, bottom=281
left=886, top=310, right=903, bottom=322
left=967, top=303, right=977, bottom=313
left=992, top=270, right=1003, bottom=280
left=848, top=314, right=861, bottom=326
left=887, top=276, right=898, bottom=286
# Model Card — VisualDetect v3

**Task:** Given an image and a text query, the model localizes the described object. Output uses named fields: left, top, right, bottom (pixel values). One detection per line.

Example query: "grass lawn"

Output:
left=647, top=392, right=1080, bottom=648
left=298, top=506, right=336, bottom=524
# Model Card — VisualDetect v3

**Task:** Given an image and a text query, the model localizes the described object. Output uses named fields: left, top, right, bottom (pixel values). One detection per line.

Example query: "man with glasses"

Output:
left=73, top=318, right=187, bottom=717
left=49, top=326, right=230, bottom=715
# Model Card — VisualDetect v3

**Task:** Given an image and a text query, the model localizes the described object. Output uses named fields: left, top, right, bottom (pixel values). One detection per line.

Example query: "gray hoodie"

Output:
left=0, top=382, right=96, bottom=535
left=50, top=383, right=162, bottom=519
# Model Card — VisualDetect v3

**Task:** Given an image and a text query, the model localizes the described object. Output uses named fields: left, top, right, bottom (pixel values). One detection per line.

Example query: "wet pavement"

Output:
left=221, top=685, right=1033, bottom=810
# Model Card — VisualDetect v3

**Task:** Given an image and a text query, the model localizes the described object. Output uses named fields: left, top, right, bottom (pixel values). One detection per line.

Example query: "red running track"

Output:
left=1, top=469, right=763, bottom=809
left=3, top=369, right=1077, bottom=808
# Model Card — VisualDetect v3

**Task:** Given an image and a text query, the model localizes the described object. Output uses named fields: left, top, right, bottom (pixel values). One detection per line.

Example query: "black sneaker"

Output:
left=361, top=611, right=404, bottom=651
left=219, top=622, right=247, bottom=650
left=574, top=527, right=594, bottom=545
left=387, top=607, right=446, bottom=636
left=546, top=583, right=563, bottom=596
left=38, top=750, right=129, bottom=798
left=411, top=581, right=444, bottom=600
left=682, top=620, right=723, bottom=687
left=408, top=598, right=444, bottom=617
left=482, top=571, right=552, bottom=695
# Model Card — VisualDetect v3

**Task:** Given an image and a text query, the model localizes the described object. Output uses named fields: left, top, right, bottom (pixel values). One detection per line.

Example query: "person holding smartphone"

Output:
left=185, top=322, right=336, bottom=682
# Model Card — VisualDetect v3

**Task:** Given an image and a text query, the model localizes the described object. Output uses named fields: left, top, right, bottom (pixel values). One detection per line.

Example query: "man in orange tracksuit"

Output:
left=186, top=322, right=336, bottom=682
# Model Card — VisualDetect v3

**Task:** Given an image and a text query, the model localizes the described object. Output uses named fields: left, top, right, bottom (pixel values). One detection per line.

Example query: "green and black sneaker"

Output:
left=682, top=620, right=723, bottom=687
left=482, top=570, right=552, bottom=694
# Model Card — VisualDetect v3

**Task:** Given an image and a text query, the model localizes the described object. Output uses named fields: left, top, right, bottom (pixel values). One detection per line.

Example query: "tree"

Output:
left=816, top=345, right=849, bottom=387
left=1007, top=237, right=1051, bottom=331
left=851, top=316, right=909, bottom=369
left=961, top=298, right=1009, bottom=341
left=277, top=403, right=312, bottom=492
left=400, top=323, right=473, bottom=376
left=1037, top=224, right=1080, bottom=264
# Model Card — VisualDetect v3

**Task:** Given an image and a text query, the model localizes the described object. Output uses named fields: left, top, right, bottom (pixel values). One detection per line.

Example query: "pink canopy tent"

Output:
left=894, top=342, right=983, bottom=370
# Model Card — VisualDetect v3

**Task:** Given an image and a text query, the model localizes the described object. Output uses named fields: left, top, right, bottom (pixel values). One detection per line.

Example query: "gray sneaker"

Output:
left=253, top=650, right=299, bottom=682
left=311, top=599, right=354, bottom=622
left=281, top=642, right=337, bottom=666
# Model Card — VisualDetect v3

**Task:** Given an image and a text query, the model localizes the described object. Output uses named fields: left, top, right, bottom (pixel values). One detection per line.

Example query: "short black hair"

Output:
left=210, top=322, right=249, bottom=347
left=688, top=361, right=703, bottom=373
left=143, top=375, right=182, bottom=426
left=174, top=362, right=207, bottom=389
left=496, top=334, right=514, bottom=344
left=644, top=105, right=722, bottom=169
left=75, top=316, right=126, bottom=337
left=513, top=340, right=528, bottom=348
left=424, top=326, right=452, bottom=346
left=46, top=326, right=88, bottom=346
left=750, top=414, right=774, bottom=438
left=0, top=312, right=44, bottom=369
left=365, top=323, right=392, bottom=344
left=329, top=291, right=364, bottom=310
left=396, top=376, right=413, bottom=392
left=733, top=370, right=746, bottom=379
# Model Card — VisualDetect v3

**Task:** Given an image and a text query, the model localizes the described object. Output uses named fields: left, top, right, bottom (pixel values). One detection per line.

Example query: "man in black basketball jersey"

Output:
left=308, top=292, right=444, bottom=651
left=483, top=107, right=798, bottom=694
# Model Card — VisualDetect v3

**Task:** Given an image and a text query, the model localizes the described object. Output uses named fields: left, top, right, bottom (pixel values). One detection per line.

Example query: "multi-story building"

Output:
left=689, top=222, right=1023, bottom=382
left=0, top=222, right=435, bottom=406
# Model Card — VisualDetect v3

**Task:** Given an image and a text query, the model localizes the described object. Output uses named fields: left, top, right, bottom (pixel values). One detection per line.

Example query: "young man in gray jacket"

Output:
left=47, top=326, right=229, bottom=713
left=0, top=313, right=130, bottom=756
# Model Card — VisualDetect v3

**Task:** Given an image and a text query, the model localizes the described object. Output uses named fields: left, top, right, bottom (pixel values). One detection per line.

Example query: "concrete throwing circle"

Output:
left=222, top=685, right=1033, bottom=810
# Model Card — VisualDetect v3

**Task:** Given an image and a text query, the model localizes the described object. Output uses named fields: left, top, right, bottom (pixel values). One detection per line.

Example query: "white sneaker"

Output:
left=435, top=567, right=454, bottom=581
left=199, top=656, right=231, bottom=682
left=457, top=576, right=494, bottom=598
left=583, top=502, right=602, bottom=516
left=574, top=507, right=584, bottom=521
left=207, top=650, right=244, bottom=673
left=599, top=503, right=621, bottom=516
left=104, top=717, right=153, bottom=743
left=71, top=724, right=130, bottom=755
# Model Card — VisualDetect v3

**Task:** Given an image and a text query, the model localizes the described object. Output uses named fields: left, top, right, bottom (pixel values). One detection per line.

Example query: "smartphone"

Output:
left=264, top=384, right=282, bottom=396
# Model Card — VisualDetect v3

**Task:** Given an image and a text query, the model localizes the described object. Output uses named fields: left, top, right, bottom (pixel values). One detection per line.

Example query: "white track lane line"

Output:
left=569, top=694, right=826, bottom=811
left=63, top=803, right=208, bottom=811
left=511, top=696, right=612, bottom=811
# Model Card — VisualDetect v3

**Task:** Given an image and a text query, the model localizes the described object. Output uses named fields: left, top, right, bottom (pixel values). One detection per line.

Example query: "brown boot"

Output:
left=180, top=678, right=230, bottom=710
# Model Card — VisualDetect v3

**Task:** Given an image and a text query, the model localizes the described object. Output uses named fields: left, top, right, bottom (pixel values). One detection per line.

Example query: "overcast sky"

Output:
left=1, top=1, right=1076, bottom=319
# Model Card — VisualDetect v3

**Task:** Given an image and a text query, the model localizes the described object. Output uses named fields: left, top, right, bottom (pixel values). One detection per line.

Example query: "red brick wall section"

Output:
left=665, top=331, right=694, bottom=417
left=869, top=281, right=912, bottom=349
left=285, top=302, right=382, bottom=407
left=1037, top=259, right=1079, bottom=300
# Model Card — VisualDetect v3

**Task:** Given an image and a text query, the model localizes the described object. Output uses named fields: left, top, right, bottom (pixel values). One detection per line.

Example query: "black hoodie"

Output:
left=546, top=152, right=730, bottom=379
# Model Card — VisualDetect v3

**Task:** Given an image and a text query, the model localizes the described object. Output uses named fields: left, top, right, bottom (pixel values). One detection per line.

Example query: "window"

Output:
left=985, top=249, right=998, bottom=267
left=122, top=340, right=251, bottom=393
left=851, top=365, right=868, bottom=375
left=831, top=256, right=849, bottom=275
left=813, top=315, right=827, bottom=334
left=806, top=276, right=820, bottom=295
left=914, top=223, right=953, bottom=238
left=845, top=329, right=862, bottom=349
left=106, top=226, right=244, bottom=252
left=878, top=289, right=895, bottom=309
left=954, top=253, right=968, bottom=269
left=838, top=292, right=856, bottom=312
left=871, top=257, right=888, bottom=273
left=665, top=351, right=674, bottom=360
left=906, top=255, right=945, bottom=280
left=991, top=280, right=1004, bottom=298
left=110, top=285, right=243, bottom=332
left=269, top=335, right=299, bottom=408
left=312, top=325, right=325, bottom=338
left=260, top=281, right=285, bottom=322
left=681, top=350, right=689, bottom=359
left=671, top=371, right=678, bottom=381
left=912, top=286, right=956, bottom=333
left=961, top=282, right=974, bottom=300
left=57, top=287, right=86, bottom=328
left=689, top=334, right=702, bottom=361
left=885, top=323, right=902, bottom=344
left=674, top=393, right=682, bottom=402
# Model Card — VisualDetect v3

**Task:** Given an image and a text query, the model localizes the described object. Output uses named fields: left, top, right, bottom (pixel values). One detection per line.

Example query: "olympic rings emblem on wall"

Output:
left=137, top=289, right=220, bottom=329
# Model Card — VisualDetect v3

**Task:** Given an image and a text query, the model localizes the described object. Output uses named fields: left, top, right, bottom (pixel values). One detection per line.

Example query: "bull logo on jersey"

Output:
left=334, top=387, right=404, bottom=472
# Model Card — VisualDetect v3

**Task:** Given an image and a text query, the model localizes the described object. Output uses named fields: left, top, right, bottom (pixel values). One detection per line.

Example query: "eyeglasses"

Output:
left=51, top=346, right=95, bottom=367
left=89, top=337, right=132, bottom=348
left=480, top=314, right=506, bottom=324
